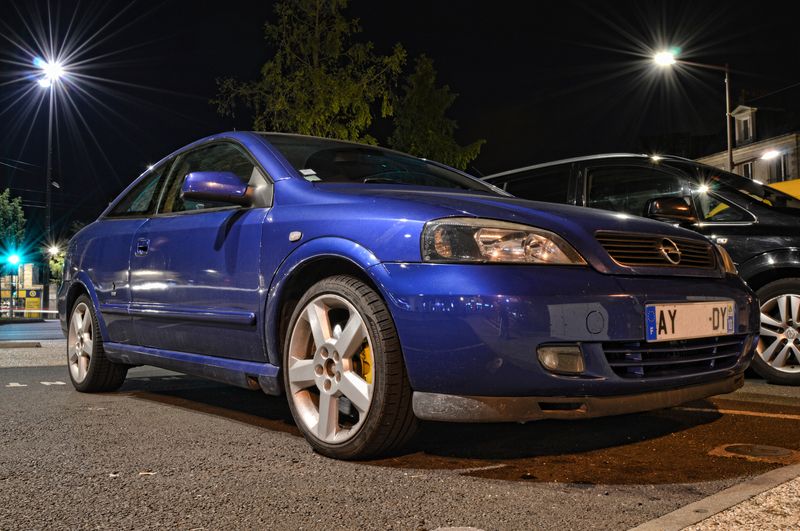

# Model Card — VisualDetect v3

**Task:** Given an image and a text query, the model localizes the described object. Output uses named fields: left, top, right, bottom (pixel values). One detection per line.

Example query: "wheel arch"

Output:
left=264, top=237, right=394, bottom=368
left=65, top=273, right=111, bottom=341
left=738, top=249, right=800, bottom=291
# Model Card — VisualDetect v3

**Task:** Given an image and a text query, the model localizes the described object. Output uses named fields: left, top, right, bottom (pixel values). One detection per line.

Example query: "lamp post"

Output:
left=654, top=51, right=734, bottom=173
left=35, top=58, right=65, bottom=310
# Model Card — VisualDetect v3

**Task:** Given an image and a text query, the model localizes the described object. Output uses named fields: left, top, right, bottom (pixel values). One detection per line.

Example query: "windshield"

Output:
left=261, top=133, right=503, bottom=194
left=679, top=162, right=800, bottom=213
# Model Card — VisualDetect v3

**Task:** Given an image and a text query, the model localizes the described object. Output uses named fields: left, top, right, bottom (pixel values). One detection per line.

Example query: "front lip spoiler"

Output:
left=412, top=374, right=744, bottom=423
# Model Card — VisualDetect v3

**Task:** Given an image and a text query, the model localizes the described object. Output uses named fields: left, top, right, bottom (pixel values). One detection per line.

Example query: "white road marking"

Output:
left=40, top=381, right=66, bottom=386
left=675, top=407, right=800, bottom=421
left=5, top=382, right=28, bottom=387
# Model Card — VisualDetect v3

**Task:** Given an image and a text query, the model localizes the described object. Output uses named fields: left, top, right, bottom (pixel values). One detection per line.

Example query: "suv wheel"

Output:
left=282, top=275, right=417, bottom=459
left=752, top=278, right=800, bottom=385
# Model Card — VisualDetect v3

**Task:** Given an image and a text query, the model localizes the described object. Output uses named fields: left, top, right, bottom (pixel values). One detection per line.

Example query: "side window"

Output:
left=694, top=192, right=751, bottom=222
left=160, top=143, right=259, bottom=214
left=108, top=163, right=169, bottom=217
left=586, top=166, right=691, bottom=217
left=505, top=167, right=572, bottom=204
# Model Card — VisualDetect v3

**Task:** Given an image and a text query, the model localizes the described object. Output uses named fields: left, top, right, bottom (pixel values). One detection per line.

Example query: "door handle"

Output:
left=135, top=238, right=150, bottom=256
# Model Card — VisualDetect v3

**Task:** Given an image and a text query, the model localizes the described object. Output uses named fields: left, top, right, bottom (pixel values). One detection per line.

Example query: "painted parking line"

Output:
left=5, top=383, right=28, bottom=387
left=675, top=407, right=800, bottom=421
left=40, top=381, right=66, bottom=386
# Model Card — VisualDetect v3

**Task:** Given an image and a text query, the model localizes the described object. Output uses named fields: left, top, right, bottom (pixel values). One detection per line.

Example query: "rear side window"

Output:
left=160, top=143, right=258, bottom=214
left=504, top=167, right=572, bottom=204
left=108, top=163, right=169, bottom=217
left=586, top=166, right=691, bottom=217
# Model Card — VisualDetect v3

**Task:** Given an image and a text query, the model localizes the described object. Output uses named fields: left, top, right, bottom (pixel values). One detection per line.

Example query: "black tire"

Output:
left=751, top=278, right=800, bottom=386
left=67, top=295, right=128, bottom=392
left=282, top=275, right=417, bottom=459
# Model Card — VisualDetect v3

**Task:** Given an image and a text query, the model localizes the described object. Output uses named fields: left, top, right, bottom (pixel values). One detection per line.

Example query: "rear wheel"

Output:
left=282, top=275, right=417, bottom=459
left=67, top=295, right=128, bottom=392
left=752, top=279, right=800, bottom=386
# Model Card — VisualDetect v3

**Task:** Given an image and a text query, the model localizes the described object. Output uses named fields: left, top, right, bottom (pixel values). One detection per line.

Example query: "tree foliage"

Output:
left=0, top=189, right=25, bottom=247
left=213, top=0, right=406, bottom=143
left=389, top=55, right=484, bottom=170
left=49, top=252, right=65, bottom=282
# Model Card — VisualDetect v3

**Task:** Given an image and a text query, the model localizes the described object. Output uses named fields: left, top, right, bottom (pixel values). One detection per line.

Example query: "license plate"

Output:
left=645, top=301, right=735, bottom=342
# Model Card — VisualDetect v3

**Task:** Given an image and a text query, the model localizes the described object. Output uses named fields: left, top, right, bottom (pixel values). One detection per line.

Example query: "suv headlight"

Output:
left=716, top=244, right=737, bottom=274
left=422, top=217, right=586, bottom=265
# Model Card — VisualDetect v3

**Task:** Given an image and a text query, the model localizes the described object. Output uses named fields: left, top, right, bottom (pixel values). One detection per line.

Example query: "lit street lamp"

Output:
left=730, top=149, right=784, bottom=172
left=35, top=57, right=66, bottom=310
left=653, top=50, right=734, bottom=173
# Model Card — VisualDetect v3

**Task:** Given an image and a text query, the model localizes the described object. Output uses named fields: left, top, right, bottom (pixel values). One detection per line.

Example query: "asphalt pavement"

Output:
left=1, top=324, right=799, bottom=530
left=0, top=319, right=63, bottom=341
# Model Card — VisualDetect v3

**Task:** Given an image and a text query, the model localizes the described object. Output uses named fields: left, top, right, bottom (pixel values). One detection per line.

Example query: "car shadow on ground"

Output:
left=118, top=373, right=786, bottom=485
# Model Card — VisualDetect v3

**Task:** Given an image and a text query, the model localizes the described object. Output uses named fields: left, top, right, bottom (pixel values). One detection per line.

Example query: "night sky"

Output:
left=1, top=0, right=798, bottom=239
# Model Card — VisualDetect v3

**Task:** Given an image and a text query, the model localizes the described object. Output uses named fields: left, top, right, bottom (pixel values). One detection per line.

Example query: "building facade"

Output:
left=697, top=104, right=799, bottom=183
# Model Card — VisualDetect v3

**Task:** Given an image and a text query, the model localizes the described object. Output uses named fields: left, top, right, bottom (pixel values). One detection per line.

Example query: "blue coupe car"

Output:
left=59, top=132, right=759, bottom=459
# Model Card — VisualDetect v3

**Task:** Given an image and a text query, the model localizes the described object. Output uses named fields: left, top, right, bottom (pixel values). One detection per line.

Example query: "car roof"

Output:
left=485, top=153, right=697, bottom=180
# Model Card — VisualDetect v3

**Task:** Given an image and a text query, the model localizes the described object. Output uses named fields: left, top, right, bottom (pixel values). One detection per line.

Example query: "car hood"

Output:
left=275, top=182, right=722, bottom=277
left=319, top=183, right=705, bottom=237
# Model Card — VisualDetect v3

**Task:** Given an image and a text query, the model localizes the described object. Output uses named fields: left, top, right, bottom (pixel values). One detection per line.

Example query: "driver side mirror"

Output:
left=643, top=196, right=697, bottom=224
left=181, top=171, right=252, bottom=207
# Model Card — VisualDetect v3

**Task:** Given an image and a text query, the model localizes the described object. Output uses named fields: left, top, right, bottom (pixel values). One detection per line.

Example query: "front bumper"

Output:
left=412, top=373, right=744, bottom=422
left=371, top=263, right=759, bottom=398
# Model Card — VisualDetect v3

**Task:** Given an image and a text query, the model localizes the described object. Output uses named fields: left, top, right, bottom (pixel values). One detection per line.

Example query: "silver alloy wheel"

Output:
left=758, top=294, right=800, bottom=373
left=68, top=302, right=94, bottom=383
left=287, top=294, right=374, bottom=444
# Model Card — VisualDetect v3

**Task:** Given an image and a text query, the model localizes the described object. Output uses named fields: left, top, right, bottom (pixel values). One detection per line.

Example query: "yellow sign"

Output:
left=24, top=297, right=40, bottom=317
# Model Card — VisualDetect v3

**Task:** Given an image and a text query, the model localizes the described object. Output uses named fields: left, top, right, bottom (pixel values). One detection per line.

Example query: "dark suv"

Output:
left=486, top=154, right=800, bottom=385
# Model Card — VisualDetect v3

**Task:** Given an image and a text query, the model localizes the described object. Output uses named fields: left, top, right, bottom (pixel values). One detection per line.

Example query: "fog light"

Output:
left=537, top=345, right=585, bottom=374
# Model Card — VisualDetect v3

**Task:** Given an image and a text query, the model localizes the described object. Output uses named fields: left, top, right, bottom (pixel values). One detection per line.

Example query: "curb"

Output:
left=0, top=341, right=43, bottom=348
left=630, top=462, right=800, bottom=531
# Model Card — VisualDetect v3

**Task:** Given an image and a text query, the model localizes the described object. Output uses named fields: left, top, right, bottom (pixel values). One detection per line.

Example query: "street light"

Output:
left=34, top=57, right=65, bottom=88
left=47, top=245, right=61, bottom=257
left=653, top=50, right=734, bottom=173
left=35, top=56, right=67, bottom=311
left=653, top=51, right=677, bottom=66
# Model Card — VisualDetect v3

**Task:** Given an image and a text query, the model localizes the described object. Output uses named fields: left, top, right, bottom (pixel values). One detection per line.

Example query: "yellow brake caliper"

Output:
left=358, top=344, right=373, bottom=384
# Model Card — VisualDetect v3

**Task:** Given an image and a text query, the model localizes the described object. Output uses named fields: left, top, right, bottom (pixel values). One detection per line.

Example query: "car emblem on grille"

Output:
left=658, top=238, right=682, bottom=265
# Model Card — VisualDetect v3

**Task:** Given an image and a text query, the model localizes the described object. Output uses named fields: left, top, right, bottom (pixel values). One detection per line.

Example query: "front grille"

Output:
left=596, top=231, right=716, bottom=269
left=603, top=334, right=747, bottom=379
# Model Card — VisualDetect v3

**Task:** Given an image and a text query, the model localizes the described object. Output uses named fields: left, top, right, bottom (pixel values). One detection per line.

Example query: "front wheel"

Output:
left=752, top=279, right=800, bottom=386
left=282, top=275, right=417, bottom=459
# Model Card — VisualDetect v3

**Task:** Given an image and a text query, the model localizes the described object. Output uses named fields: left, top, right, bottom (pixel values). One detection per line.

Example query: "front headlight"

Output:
left=421, top=217, right=586, bottom=265
left=716, top=244, right=738, bottom=274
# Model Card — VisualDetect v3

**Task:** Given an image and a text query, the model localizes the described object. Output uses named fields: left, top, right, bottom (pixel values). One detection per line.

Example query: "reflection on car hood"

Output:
left=318, top=184, right=708, bottom=241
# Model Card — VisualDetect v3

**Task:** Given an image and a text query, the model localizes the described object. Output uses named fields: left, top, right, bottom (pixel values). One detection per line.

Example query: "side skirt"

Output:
left=104, top=342, right=283, bottom=395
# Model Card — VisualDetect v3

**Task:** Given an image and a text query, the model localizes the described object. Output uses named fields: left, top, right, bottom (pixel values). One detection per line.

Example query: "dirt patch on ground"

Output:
left=369, top=398, right=800, bottom=485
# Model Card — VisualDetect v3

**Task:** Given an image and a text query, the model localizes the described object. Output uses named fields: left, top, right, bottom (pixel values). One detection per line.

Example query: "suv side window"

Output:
left=694, top=192, right=752, bottom=222
left=107, top=162, right=170, bottom=217
left=586, top=166, right=691, bottom=217
left=159, top=142, right=261, bottom=214
left=504, top=166, right=572, bottom=204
